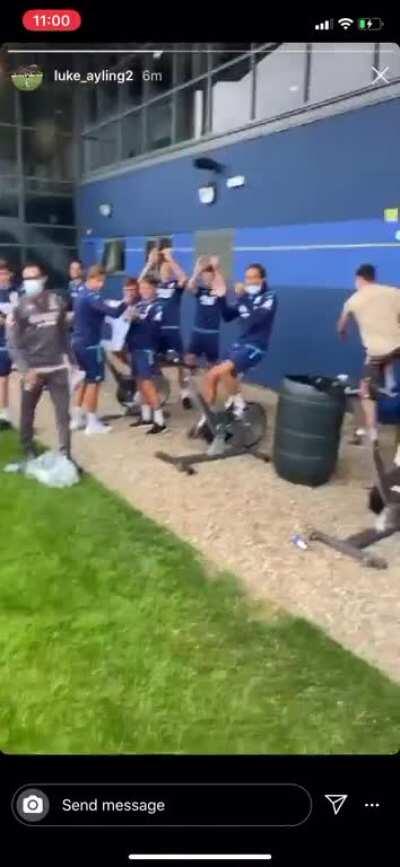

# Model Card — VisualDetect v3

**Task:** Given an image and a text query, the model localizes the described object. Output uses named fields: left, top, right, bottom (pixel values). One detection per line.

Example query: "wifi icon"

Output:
left=338, top=17, right=354, bottom=30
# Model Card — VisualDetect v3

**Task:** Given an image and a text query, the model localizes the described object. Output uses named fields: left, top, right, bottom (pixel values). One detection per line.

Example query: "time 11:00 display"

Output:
left=22, top=9, right=82, bottom=31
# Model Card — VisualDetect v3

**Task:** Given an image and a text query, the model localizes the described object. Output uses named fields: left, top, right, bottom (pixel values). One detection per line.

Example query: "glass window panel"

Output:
left=209, top=44, right=251, bottom=70
left=22, top=128, right=74, bottom=181
left=0, top=244, right=23, bottom=271
left=0, top=176, right=19, bottom=217
left=25, top=192, right=75, bottom=226
left=102, top=239, right=125, bottom=273
left=211, top=57, right=252, bottom=134
left=255, top=43, right=306, bottom=120
left=190, top=44, right=210, bottom=79
left=144, top=51, right=174, bottom=100
left=25, top=179, right=73, bottom=195
left=308, top=43, right=375, bottom=103
left=82, top=121, right=119, bottom=171
left=120, top=55, right=146, bottom=109
left=0, top=125, right=17, bottom=173
left=98, top=80, right=121, bottom=119
left=121, top=111, right=144, bottom=159
left=27, top=226, right=76, bottom=245
left=173, top=47, right=196, bottom=86
left=20, top=86, right=73, bottom=132
left=0, top=77, right=16, bottom=123
left=146, top=97, right=173, bottom=152
left=175, top=80, right=208, bottom=143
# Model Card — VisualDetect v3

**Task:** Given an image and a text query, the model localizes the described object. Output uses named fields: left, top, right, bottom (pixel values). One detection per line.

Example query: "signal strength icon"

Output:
left=338, top=17, right=354, bottom=30
left=315, top=19, right=333, bottom=30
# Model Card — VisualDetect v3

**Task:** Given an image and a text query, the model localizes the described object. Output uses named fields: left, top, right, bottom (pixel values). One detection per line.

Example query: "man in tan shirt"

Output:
left=337, top=263, right=400, bottom=444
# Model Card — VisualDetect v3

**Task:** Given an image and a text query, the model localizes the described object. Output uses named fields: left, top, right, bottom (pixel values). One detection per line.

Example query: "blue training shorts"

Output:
left=227, top=342, right=266, bottom=375
left=158, top=328, right=184, bottom=358
left=73, top=343, right=105, bottom=384
left=131, top=348, right=160, bottom=380
left=0, top=347, right=12, bottom=377
left=186, top=330, right=219, bottom=364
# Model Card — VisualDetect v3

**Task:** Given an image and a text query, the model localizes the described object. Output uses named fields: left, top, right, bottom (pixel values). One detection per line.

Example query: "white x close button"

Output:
left=371, top=66, right=390, bottom=85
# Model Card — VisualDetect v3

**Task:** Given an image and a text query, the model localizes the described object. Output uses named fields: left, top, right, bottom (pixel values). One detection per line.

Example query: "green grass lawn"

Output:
left=1, top=429, right=399, bottom=754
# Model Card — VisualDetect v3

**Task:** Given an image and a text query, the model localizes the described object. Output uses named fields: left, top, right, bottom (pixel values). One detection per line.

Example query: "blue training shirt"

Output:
left=72, top=286, right=127, bottom=347
left=127, top=299, right=164, bottom=351
left=219, top=288, right=278, bottom=351
left=66, top=278, right=85, bottom=312
left=156, top=280, right=184, bottom=330
left=193, top=283, right=221, bottom=333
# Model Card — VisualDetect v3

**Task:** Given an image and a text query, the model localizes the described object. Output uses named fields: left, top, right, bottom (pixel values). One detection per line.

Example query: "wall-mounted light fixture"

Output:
left=198, top=183, right=217, bottom=205
left=99, top=203, right=112, bottom=217
left=226, top=175, right=246, bottom=189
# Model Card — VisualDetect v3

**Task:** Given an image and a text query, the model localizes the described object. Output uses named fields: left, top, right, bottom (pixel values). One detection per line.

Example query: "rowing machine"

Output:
left=156, top=354, right=270, bottom=475
left=311, top=381, right=400, bottom=569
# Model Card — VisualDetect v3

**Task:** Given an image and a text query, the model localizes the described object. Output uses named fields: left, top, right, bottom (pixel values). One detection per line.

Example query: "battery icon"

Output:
left=358, top=17, right=384, bottom=31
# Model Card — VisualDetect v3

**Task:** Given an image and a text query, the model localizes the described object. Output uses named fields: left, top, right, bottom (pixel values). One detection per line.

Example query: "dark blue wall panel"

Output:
left=78, top=99, right=400, bottom=388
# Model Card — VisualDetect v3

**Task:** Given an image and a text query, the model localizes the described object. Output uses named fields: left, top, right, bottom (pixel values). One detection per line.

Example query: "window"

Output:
left=145, top=237, right=172, bottom=260
left=211, top=56, right=252, bottom=134
left=255, top=44, right=306, bottom=120
left=145, top=51, right=174, bottom=100
left=0, top=125, right=17, bottom=173
left=21, top=86, right=73, bottom=132
left=175, top=80, right=208, bottom=143
left=120, top=56, right=146, bottom=109
left=308, top=42, right=375, bottom=104
left=146, top=97, right=173, bottom=152
left=25, top=191, right=75, bottom=225
left=0, top=79, right=16, bottom=123
left=83, top=122, right=119, bottom=171
left=209, top=44, right=251, bottom=70
left=22, top=129, right=74, bottom=181
left=121, top=111, right=144, bottom=160
left=0, top=177, right=19, bottom=218
left=102, top=239, right=126, bottom=273
left=28, top=226, right=76, bottom=245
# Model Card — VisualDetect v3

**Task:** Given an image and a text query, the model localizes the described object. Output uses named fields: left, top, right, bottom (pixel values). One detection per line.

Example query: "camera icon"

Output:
left=22, top=795, right=44, bottom=815
left=14, top=788, right=50, bottom=823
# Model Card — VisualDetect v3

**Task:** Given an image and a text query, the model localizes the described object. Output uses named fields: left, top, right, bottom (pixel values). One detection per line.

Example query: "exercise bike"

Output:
left=310, top=379, right=400, bottom=569
left=156, top=352, right=270, bottom=475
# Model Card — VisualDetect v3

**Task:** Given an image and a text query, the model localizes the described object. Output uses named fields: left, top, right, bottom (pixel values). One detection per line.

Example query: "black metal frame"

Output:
left=156, top=362, right=269, bottom=475
left=311, top=444, right=400, bottom=570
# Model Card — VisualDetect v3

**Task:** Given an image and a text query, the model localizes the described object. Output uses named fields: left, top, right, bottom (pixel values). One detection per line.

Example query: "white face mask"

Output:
left=245, top=283, right=262, bottom=296
left=23, top=278, right=44, bottom=296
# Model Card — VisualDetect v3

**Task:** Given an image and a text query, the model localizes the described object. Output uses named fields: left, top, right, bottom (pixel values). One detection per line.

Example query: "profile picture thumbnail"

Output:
left=11, top=64, right=44, bottom=92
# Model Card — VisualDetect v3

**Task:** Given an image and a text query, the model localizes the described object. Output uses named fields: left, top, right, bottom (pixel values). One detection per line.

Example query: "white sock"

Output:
left=0, top=407, right=10, bottom=421
left=233, top=393, right=246, bottom=412
left=141, top=404, right=152, bottom=422
left=154, top=408, right=164, bottom=426
left=394, top=445, right=400, bottom=467
left=355, top=427, right=366, bottom=437
left=73, top=406, right=85, bottom=421
left=87, top=412, right=99, bottom=427
left=180, top=388, right=190, bottom=399
left=369, top=428, right=378, bottom=443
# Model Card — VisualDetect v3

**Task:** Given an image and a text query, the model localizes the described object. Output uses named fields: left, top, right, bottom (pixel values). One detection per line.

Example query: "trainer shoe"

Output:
left=84, top=420, right=111, bottom=435
left=146, top=423, right=168, bottom=435
left=182, top=396, right=192, bottom=410
left=196, top=419, right=213, bottom=444
left=130, top=418, right=153, bottom=428
left=70, top=417, right=86, bottom=432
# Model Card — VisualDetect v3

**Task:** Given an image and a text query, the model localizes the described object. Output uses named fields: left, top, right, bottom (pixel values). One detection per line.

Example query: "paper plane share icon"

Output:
left=325, top=794, right=348, bottom=815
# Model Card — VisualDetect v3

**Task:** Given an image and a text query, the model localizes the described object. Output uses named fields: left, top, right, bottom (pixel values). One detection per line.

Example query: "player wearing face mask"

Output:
left=198, top=264, right=277, bottom=430
left=7, top=263, right=78, bottom=460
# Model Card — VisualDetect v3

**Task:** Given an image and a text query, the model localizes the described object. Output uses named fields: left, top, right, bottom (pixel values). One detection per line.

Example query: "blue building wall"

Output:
left=77, top=99, right=400, bottom=388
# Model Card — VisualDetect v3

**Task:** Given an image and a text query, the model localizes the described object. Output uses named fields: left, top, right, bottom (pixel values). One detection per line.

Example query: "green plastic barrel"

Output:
left=273, top=376, right=346, bottom=487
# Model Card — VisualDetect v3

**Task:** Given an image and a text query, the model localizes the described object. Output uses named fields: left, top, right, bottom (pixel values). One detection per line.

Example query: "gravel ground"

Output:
left=8, top=371, right=400, bottom=683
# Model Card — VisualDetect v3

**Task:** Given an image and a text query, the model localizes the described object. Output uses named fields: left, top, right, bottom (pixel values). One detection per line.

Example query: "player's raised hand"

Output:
left=234, top=282, right=246, bottom=295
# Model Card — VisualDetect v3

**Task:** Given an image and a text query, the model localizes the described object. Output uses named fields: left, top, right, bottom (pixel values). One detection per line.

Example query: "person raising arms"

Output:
left=142, top=246, right=191, bottom=409
left=198, top=263, right=277, bottom=435
left=184, top=255, right=225, bottom=375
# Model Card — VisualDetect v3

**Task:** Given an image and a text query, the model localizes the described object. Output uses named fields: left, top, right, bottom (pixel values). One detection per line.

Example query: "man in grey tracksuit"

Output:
left=7, top=263, right=75, bottom=459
